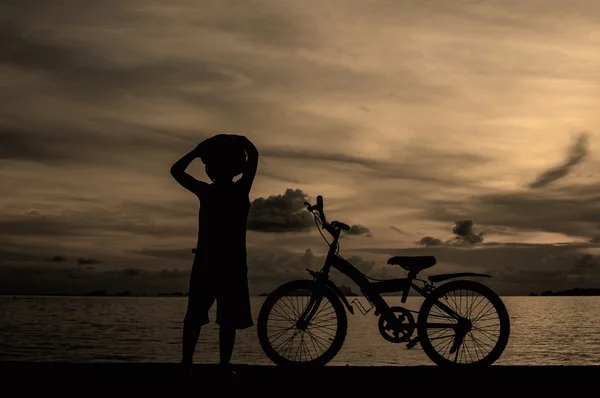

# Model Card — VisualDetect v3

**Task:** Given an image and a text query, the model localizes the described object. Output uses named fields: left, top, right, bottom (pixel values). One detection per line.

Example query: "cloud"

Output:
left=416, top=236, right=444, bottom=247
left=247, top=189, right=315, bottom=233
left=0, top=20, right=243, bottom=104
left=528, top=132, right=590, bottom=189
left=132, top=248, right=194, bottom=261
left=0, top=243, right=383, bottom=295
left=46, top=255, right=66, bottom=263
left=415, top=220, right=484, bottom=247
left=340, top=224, right=372, bottom=239
left=390, top=226, right=406, bottom=235
left=571, top=254, right=599, bottom=275
left=246, top=246, right=381, bottom=291
left=2, top=0, right=600, bottom=299
left=423, top=182, right=600, bottom=241
left=0, top=259, right=192, bottom=295
left=0, top=206, right=192, bottom=239
left=448, top=220, right=485, bottom=245
left=346, top=224, right=371, bottom=236
left=119, top=268, right=143, bottom=276
left=77, top=257, right=101, bottom=266
left=358, top=241, right=600, bottom=295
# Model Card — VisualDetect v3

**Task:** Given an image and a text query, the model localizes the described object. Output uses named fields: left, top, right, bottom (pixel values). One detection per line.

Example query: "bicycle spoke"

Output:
left=419, top=282, right=508, bottom=365
left=271, top=304, right=297, bottom=323
left=466, top=294, right=485, bottom=319
left=268, top=325, right=296, bottom=344
left=470, top=332, right=495, bottom=351
left=305, top=328, right=330, bottom=353
left=467, top=332, right=483, bottom=361
left=431, top=334, right=453, bottom=348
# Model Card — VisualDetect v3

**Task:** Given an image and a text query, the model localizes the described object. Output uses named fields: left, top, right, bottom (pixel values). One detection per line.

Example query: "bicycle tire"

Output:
left=417, top=279, right=510, bottom=366
left=257, top=279, right=348, bottom=367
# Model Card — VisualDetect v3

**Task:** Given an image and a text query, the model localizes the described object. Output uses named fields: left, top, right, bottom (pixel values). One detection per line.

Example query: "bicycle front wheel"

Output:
left=257, top=279, right=347, bottom=367
left=417, top=280, right=510, bottom=366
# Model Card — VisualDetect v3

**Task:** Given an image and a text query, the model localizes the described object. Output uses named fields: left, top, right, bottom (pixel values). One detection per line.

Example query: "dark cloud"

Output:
left=0, top=243, right=381, bottom=295
left=45, top=255, right=66, bottom=263
left=247, top=189, right=315, bottom=233
left=77, top=257, right=101, bottom=266
left=416, top=236, right=444, bottom=247
left=571, top=254, right=599, bottom=275
left=6, top=238, right=600, bottom=296
left=246, top=247, right=379, bottom=290
left=0, top=260, right=192, bottom=295
left=0, top=20, right=238, bottom=102
left=345, top=225, right=371, bottom=236
left=449, top=220, right=484, bottom=245
left=132, top=248, right=194, bottom=261
left=0, top=249, right=42, bottom=263
left=119, top=268, right=143, bottom=276
left=0, top=206, right=193, bottom=239
left=390, top=226, right=406, bottom=235
left=422, top=181, right=600, bottom=241
left=340, top=225, right=373, bottom=239
left=415, top=220, right=484, bottom=247
left=528, top=132, right=590, bottom=189
left=0, top=121, right=200, bottom=165
left=261, top=146, right=490, bottom=185
left=157, top=268, right=190, bottom=279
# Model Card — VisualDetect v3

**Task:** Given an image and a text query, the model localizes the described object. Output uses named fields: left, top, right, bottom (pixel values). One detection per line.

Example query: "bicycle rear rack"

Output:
left=351, top=298, right=374, bottom=315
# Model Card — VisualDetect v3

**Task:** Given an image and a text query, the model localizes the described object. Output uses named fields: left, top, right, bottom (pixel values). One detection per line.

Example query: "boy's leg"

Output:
left=182, top=312, right=202, bottom=365
left=215, top=272, right=254, bottom=366
left=182, top=270, right=214, bottom=365
left=219, top=326, right=237, bottom=366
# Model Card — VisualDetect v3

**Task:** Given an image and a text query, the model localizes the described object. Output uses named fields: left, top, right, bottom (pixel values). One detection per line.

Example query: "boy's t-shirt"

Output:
left=193, top=180, right=251, bottom=275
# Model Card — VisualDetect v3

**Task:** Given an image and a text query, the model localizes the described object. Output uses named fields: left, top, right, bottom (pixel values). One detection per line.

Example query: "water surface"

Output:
left=1, top=296, right=597, bottom=365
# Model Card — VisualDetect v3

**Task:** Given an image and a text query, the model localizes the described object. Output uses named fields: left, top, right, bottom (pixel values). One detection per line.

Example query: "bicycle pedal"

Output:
left=406, top=337, right=419, bottom=349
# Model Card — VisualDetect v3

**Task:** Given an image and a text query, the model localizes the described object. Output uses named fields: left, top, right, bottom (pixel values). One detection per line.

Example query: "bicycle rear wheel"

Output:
left=417, top=280, right=510, bottom=366
left=257, top=279, right=347, bottom=366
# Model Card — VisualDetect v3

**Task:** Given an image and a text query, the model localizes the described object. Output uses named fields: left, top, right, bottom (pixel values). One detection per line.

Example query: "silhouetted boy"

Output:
left=170, top=134, right=258, bottom=375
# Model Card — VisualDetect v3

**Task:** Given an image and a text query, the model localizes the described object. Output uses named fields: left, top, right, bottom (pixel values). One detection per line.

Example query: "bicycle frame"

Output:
left=298, top=224, right=462, bottom=332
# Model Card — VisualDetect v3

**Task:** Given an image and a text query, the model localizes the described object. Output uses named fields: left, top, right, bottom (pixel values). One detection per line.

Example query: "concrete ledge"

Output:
left=2, top=361, right=598, bottom=393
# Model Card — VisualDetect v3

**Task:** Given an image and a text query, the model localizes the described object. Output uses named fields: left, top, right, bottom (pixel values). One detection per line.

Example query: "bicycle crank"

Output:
left=406, top=336, right=419, bottom=349
left=378, top=307, right=415, bottom=343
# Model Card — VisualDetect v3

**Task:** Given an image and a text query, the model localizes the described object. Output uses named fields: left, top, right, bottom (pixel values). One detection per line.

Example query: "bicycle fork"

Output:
left=296, top=284, right=326, bottom=330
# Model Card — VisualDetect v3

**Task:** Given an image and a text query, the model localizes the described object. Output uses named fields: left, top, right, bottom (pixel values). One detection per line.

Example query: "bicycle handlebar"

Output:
left=304, top=195, right=350, bottom=233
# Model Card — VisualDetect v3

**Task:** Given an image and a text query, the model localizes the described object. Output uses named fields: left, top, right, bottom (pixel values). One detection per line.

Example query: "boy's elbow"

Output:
left=247, top=147, right=259, bottom=159
left=170, top=165, right=181, bottom=179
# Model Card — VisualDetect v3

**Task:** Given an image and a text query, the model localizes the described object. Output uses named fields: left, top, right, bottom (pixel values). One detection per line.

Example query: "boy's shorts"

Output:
left=185, top=266, right=254, bottom=330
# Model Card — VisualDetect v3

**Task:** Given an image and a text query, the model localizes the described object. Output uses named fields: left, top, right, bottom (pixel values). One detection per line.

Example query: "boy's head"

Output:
left=205, top=148, right=246, bottom=183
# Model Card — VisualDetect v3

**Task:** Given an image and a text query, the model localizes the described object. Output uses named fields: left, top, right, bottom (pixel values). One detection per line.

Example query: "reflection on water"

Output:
left=1, top=295, right=599, bottom=365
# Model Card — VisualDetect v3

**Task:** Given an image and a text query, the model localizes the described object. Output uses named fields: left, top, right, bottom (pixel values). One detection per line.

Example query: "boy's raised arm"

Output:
left=170, top=142, right=210, bottom=196
left=233, top=135, right=259, bottom=194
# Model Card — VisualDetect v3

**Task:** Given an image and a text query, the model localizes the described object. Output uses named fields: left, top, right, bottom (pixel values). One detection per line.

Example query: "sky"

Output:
left=1, top=0, right=600, bottom=296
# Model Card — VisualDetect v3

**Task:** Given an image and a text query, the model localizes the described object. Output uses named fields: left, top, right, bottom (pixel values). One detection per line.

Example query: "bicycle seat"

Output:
left=387, top=256, right=436, bottom=272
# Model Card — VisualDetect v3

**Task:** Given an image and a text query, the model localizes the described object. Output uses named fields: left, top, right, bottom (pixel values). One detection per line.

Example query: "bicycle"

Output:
left=257, top=195, right=510, bottom=367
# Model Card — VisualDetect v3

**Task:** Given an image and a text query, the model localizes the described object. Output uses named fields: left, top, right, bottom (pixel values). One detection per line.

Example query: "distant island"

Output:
left=529, top=288, right=600, bottom=296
